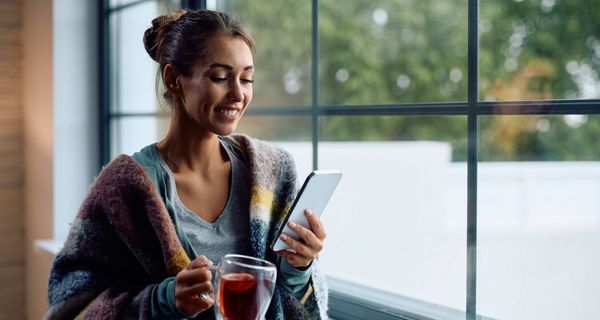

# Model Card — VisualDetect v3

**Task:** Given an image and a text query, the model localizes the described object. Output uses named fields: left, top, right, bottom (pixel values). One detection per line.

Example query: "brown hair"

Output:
left=143, top=9, right=255, bottom=102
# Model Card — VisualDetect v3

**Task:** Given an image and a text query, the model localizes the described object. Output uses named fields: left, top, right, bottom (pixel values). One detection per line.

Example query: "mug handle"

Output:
left=199, top=265, right=219, bottom=302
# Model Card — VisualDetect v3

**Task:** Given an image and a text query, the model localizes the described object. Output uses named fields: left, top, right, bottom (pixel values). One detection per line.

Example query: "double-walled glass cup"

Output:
left=214, top=254, right=277, bottom=320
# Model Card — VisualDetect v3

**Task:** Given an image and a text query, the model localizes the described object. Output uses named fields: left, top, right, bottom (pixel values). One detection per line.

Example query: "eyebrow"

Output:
left=209, top=63, right=254, bottom=71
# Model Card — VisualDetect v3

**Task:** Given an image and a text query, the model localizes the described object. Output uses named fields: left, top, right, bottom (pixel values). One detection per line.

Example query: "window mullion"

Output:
left=467, top=0, right=479, bottom=319
left=100, top=0, right=111, bottom=166
left=311, top=0, right=320, bottom=171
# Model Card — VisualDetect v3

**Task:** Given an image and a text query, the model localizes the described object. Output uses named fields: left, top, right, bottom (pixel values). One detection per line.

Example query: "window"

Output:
left=477, top=115, right=600, bottom=319
left=102, top=0, right=600, bottom=319
left=53, top=0, right=99, bottom=242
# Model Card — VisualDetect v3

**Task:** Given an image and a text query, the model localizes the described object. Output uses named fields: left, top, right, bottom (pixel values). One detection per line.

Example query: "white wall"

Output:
left=1, top=0, right=25, bottom=318
left=23, top=0, right=54, bottom=318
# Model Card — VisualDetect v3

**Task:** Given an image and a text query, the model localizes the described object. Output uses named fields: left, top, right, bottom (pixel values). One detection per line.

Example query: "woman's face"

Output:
left=178, top=35, right=254, bottom=136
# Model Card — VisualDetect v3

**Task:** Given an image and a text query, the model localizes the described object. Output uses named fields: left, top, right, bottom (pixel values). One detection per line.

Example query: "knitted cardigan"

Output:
left=45, top=134, right=328, bottom=320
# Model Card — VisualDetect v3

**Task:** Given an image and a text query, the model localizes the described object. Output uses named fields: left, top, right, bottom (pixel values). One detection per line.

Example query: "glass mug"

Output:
left=211, top=254, right=277, bottom=320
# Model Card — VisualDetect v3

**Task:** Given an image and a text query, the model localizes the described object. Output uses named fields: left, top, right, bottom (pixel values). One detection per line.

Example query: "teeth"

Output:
left=216, top=109, right=238, bottom=116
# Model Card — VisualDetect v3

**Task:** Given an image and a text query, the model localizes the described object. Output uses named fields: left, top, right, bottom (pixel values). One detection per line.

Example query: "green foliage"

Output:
left=225, top=0, right=600, bottom=161
left=226, top=0, right=312, bottom=107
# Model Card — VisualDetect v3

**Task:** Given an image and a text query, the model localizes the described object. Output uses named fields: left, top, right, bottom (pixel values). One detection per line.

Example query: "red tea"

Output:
left=219, top=272, right=267, bottom=320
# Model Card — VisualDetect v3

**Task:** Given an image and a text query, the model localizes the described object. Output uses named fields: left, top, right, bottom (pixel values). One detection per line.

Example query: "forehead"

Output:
left=200, top=35, right=254, bottom=70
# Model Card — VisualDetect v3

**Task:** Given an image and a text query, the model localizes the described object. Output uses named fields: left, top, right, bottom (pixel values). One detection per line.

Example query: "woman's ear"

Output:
left=163, top=64, right=183, bottom=96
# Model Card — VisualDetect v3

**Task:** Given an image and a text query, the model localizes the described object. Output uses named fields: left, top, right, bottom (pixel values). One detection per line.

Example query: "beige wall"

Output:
left=0, top=0, right=25, bottom=318
left=23, top=0, right=54, bottom=318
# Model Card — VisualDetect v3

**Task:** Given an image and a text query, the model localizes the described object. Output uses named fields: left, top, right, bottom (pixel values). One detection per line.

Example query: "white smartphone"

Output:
left=270, top=170, right=342, bottom=251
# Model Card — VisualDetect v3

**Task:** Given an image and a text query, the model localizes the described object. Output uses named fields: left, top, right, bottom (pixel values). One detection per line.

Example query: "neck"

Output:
left=157, top=105, right=227, bottom=174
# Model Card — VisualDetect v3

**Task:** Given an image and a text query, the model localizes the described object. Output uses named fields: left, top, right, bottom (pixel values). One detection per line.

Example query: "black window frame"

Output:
left=99, top=0, right=600, bottom=319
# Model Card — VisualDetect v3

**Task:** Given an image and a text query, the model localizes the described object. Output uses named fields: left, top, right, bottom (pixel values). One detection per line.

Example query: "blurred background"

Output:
left=2, top=0, right=600, bottom=319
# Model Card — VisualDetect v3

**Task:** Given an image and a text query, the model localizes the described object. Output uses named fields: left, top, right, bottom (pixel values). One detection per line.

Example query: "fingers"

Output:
left=186, top=255, right=213, bottom=270
left=175, top=291, right=214, bottom=317
left=277, top=249, right=310, bottom=267
left=180, top=256, right=213, bottom=287
left=175, top=256, right=215, bottom=316
left=176, top=280, right=213, bottom=298
left=305, top=210, right=326, bottom=240
left=289, top=222, right=322, bottom=251
left=277, top=230, right=321, bottom=269
left=285, top=210, right=325, bottom=250
left=178, top=267, right=213, bottom=286
left=279, top=233, right=315, bottom=259
left=276, top=210, right=327, bottom=268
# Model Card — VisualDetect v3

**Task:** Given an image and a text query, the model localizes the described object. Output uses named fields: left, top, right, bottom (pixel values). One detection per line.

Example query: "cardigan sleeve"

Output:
left=45, top=155, right=191, bottom=320
left=277, top=257, right=312, bottom=299
left=45, top=201, right=157, bottom=319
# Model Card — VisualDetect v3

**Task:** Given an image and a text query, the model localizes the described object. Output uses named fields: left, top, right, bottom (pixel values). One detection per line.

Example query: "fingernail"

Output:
left=289, top=222, right=297, bottom=228
left=280, top=234, right=288, bottom=240
left=200, top=292, right=213, bottom=302
left=305, top=210, right=313, bottom=216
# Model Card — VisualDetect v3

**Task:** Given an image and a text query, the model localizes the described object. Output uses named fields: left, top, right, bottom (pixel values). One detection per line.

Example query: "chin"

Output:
left=213, top=125, right=238, bottom=136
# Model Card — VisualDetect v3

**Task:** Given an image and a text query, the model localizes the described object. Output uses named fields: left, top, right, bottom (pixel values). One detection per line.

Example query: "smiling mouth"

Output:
left=215, top=108, right=239, bottom=117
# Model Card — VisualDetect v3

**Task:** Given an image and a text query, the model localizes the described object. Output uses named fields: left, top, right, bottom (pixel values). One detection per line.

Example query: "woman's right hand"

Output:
left=174, top=255, right=215, bottom=316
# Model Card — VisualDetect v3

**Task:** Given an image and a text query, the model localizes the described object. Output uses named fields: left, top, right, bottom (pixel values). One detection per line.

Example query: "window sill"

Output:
left=35, top=239, right=63, bottom=257
left=327, top=276, right=492, bottom=320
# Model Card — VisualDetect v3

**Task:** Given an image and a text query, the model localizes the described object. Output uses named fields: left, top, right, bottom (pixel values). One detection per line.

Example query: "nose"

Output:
left=228, top=81, right=243, bottom=102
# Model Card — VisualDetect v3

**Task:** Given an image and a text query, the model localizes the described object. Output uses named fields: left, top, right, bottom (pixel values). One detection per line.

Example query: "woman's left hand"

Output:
left=276, top=209, right=326, bottom=268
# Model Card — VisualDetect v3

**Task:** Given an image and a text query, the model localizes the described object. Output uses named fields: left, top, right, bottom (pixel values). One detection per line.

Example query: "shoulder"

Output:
left=94, top=154, right=149, bottom=190
left=130, top=144, right=165, bottom=185
left=131, top=144, right=159, bottom=168
left=225, top=134, right=294, bottom=164
left=78, top=154, right=155, bottom=220
left=219, top=135, right=249, bottom=164
left=226, top=135, right=297, bottom=193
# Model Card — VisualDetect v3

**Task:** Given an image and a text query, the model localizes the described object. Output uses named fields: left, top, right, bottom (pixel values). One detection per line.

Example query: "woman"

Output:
left=46, top=9, right=328, bottom=320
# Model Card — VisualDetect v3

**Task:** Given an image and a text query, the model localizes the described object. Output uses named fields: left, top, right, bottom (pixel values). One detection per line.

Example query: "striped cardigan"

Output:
left=45, top=134, right=328, bottom=320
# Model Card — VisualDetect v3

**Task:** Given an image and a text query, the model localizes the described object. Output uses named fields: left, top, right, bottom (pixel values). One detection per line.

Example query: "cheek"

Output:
left=194, top=87, right=220, bottom=108
left=184, top=89, right=213, bottom=117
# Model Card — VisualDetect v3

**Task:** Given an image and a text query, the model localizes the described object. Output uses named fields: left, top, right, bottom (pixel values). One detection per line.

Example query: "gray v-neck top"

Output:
left=139, top=138, right=252, bottom=264
left=133, top=137, right=312, bottom=319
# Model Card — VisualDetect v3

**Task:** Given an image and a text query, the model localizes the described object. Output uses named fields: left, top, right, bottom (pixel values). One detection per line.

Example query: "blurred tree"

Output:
left=479, top=0, right=600, bottom=161
left=223, top=0, right=600, bottom=161
left=223, top=0, right=312, bottom=108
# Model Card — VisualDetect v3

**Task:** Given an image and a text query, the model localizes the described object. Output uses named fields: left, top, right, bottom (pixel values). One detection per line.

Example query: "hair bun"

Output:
left=143, top=9, right=187, bottom=62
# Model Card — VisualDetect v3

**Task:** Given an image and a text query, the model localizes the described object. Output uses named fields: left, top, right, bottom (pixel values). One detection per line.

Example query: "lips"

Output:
left=215, top=108, right=239, bottom=117
left=214, top=105, right=244, bottom=121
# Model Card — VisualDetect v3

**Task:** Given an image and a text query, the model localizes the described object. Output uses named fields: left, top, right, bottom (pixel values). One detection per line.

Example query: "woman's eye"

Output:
left=210, top=76, right=227, bottom=82
left=242, top=79, right=254, bottom=84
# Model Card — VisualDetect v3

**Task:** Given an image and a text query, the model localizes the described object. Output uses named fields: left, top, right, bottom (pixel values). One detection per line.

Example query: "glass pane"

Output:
left=480, top=0, right=600, bottom=101
left=110, top=0, right=179, bottom=10
left=110, top=1, right=161, bottom=113
left=236, top=115, right=312, bottom=177
left=210, top=0, right=312, bottom=107
left=320, top=0, right=468, bottom=105
left=319, top=116, right=468, bottom=313
left=479, top=114, right=600, bottom=161
left=109, top=0, right=145, bottom=8
left=236, top=115, right=311, bottom=141
left=478, top=115, right=600, bottom=319
left=110, top=115, right=169, bottom=158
